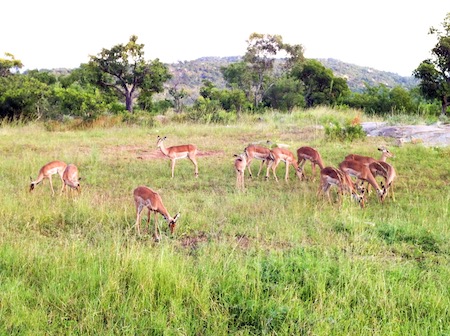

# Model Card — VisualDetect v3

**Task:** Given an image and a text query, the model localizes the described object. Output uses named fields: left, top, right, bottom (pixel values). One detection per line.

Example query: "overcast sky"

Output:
left=1, top=1, right=448, bottom=76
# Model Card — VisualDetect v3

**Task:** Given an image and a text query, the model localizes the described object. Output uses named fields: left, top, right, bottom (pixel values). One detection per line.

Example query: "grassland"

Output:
left=0, top=109, right=449, bottom=335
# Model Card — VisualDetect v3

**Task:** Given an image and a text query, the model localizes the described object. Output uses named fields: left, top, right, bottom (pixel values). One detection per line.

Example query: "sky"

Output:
left=1, top=0, right=449, bottom=77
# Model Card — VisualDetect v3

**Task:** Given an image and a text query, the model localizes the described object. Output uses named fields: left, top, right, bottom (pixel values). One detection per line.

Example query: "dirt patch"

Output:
left=180, top=231, right=209, bottom=250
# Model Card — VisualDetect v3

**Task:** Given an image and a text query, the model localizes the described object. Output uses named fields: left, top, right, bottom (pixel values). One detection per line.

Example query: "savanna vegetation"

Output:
left=1, top=11, right=450, bottom=336
left=0, top=107, right=449, bottom=335
left=1, top=14, right=450, bottom=122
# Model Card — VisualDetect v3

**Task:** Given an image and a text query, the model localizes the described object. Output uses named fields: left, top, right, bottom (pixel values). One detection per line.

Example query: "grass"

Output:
left=0, top=108, right=449, bottom=335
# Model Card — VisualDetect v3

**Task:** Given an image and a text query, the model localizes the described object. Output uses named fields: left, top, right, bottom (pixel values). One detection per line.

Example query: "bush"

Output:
left=324, top=119, right=366, bottom=142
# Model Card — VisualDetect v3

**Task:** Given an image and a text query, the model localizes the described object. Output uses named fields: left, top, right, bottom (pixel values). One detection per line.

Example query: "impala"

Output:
left=369, top=161, right=397, bottom=201
left=156, top=136, right=198, bottom=178
left=244, top=143, right=273, bottom=178
left=268, top=147, right=302, bottom=182
left=234, top=153, right=247, bottom=191
left=29, top=160, right=67, bottom=196
left=345, top=146, right=393, bottom=194
left=297, top=146, right=325, bottom=181
left=338, top=159, right=386, bottom=201
left=133, top=185, right=180, bottom=241
left=62, top=164, right=81, bottom=194
left=317, top=166, right=365, bottom=208
left=345, top=146, right=393, bottom=165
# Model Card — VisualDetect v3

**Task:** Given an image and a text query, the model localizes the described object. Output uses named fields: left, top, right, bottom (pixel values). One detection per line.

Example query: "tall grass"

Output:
left=1, top=109, right=449, bottom=335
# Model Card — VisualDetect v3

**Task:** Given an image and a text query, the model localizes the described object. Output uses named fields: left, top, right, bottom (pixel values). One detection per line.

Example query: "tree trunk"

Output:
left=125, top=92, right=133, bottom=113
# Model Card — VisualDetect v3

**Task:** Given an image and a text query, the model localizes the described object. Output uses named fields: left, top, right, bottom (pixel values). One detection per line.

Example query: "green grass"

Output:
left=0, top=109, right=449, bottom=335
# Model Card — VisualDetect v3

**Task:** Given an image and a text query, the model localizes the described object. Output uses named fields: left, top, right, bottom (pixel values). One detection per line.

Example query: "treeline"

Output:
left=1, top=20, right=450, bottom=123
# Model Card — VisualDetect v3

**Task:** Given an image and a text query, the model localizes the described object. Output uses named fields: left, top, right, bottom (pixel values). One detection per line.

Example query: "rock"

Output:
left=361, top=122, right=450, bottom=147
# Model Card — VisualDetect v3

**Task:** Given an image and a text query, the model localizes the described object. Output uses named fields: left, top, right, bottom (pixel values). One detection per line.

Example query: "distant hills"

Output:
left=165, top=56, right=419, bottom=100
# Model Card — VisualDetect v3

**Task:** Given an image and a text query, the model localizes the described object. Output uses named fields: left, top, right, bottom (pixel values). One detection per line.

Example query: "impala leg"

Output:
left=284, top=163, right=290, bottom=182
left=154, top=212, right=160, bottom=242
left=170, top=159, right=176, bottom=178
left=189, top=155, right=199, bottom=178
left=271, top=161, right=279, bottom=182
left=297, top=159, right=306, bottom=180
left=257, top=160, right=265, bottom=177
left=311, top=163, right=316, bottom=181
left=324, top=184, right=332, bottom=204
left=246, top=158, right=253, bottom=178
left=59, top=172, right=65, bottom=194
left=48, top=176, right=56, bottom=196
left=135, top=205, right=144, bottom=235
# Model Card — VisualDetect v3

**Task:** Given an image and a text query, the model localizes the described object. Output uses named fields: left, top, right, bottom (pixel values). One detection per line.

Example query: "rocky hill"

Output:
left=166, top=56, right=418, bottom=98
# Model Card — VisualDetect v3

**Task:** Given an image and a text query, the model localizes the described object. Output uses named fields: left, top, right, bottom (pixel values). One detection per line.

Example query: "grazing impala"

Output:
left=62, top=164, right=81, bottom=194
left=369, top=161, right=397, bottom=201
left=156, top=136, right=198, bottom=178
left=297, top=146, right=325, bottom=181
left=268, top=147, right=302, bottom=182
left=244, top=144, right=273, bottom=178
left=345, top=146, right=393, bottom=194
left=345, top=146, right=393, bottom=165
left=133, top=185, right=180, bottom=241
left=30, top=160, right=67, bottom=196
left=317, top=166, right=365, bottom=208
left=339, top=159, right=386, bottom=201
left=234, top=153, right=247, bottom=191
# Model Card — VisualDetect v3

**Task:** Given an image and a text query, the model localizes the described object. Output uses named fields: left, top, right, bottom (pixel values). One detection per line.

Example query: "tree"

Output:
left=413, top=13, right=450, bottom=116
left=0, top=53, right=23, bottom=77
left=263, top=76, right=305, bottom=112
left=0, top=75, right=50, bottom=119
left=291, top=59, right=349, bottom=107
left=221, top=33, right=305, bottom=110
left=89, top=35, right=171, bottom=113
left=168, top=84, right=188, bottom=113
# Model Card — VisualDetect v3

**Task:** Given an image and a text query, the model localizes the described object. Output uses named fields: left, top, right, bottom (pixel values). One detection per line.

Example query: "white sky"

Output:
left=1, top=0, right=448, bottom=76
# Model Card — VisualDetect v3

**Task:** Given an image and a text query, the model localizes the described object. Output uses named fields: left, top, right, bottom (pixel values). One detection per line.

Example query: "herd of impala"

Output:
left=234, top=142, right=396, bottom=208
left=29, top=135, right=396, bottom=240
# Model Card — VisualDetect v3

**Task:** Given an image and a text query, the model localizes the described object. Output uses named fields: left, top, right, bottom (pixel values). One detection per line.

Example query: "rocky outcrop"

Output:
left=361, top=122, right=450, bottom=147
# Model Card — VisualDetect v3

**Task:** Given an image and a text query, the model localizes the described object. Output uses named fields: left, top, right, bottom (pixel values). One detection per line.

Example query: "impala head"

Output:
left=156, top=136, right=167, bottom=148
left=29, top=176, right=38, bottom=192
left=378, top=146, right=394, bottom=158
left=166, top=212, right=180, bottom=234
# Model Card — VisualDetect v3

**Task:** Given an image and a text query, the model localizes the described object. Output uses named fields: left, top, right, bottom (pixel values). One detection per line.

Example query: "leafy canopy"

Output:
left=413, top=13, right=450, bottom=116
left=89, top=35, right=171, bottom=113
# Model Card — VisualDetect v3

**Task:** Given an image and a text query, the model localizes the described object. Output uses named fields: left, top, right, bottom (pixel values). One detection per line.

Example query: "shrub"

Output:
left=324, top=120, right=366, bottom=142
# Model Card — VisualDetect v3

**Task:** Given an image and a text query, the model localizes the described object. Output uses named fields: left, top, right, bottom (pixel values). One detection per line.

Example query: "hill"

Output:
left=165, top=56, right=419, bottom=101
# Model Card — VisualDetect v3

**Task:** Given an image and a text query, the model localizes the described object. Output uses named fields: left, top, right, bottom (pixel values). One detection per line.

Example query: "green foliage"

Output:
left=291, top=59, right=350, bottom=108
left=413, top=13, right=450, bottom=116
left=0, top=74, right=50, bottom=120
left=89, top=35, right=171, bottom=112
left=263, top=76, right=305, bottom=111
left=50, top=84, right=109, bottom=120
left=324, top=119, right=366, bottom=142
left=0, top=52, right=23, bottom=77
left=345, top=84, right=426, bottom=115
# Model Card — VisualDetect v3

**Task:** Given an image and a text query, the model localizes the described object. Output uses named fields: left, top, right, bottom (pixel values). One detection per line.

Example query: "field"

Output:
left=1, top=109, right=449, bottom=335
